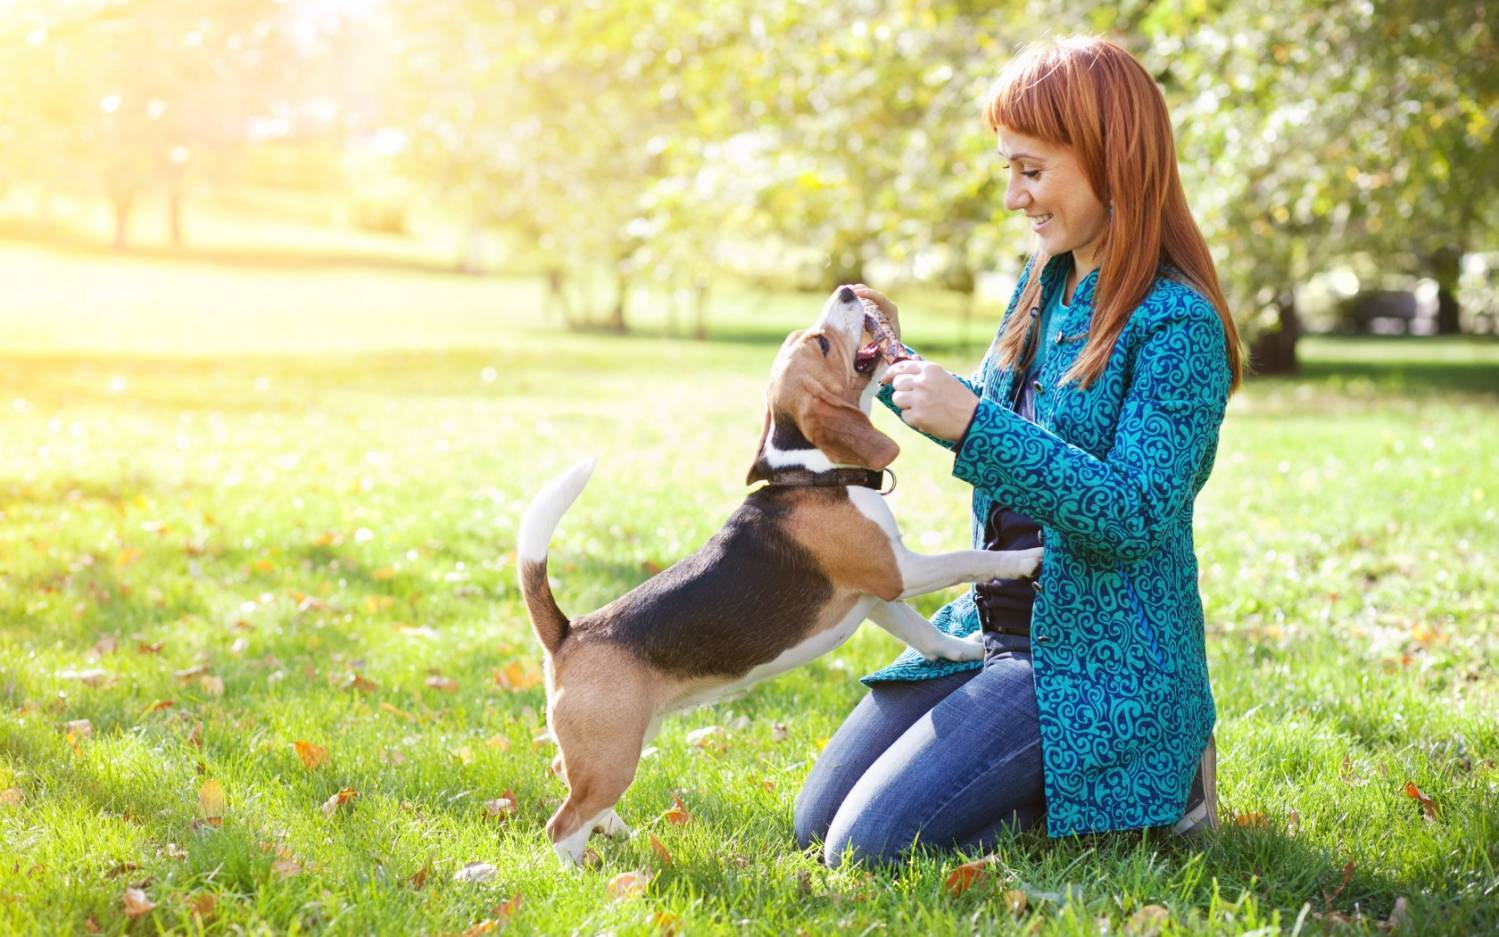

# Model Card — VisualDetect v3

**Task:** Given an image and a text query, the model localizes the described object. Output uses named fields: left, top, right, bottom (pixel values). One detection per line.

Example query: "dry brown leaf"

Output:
left=186, top=893, right=216, bottom=918
left=685, top=725, right=728, bottom=752
left=122, top=887, right=155, bottom=918
left=380, top=701, right=419, bottom=722
left=483, top=791, right=518, bottom=820
left=1125, top=904, right=1171, bottom=936
left=59, top=668, right=113, bottom=687
left=137, top=641, right=164, bottom=655
left=294, top=740, right=329, bottom=770
left=647, top=910, right=682, bottom=935
left=461, top=921, right=498, bottom=937
left=761, top=778, right=775, bottom=792
left=198, top=779, right=226, bottom=819
left=142, top=699, right=175, bottom=715
left=771, top=722, right=789, bottom=742
left=649, top=833, right=673, bottom=866
left=943, top=857, right=991, bottom=897
left=494, top=895, right=522, bottom=920
left=485, top=734, right=511, bottom=751
left=64, top=719, right=93, bottom=738
left=1, top=788, right=23, bottom=806
left=174, top=663, right=211, bottom=682
left=663, top=793, right=691, bottom=826
left=271, top=858, right=301, bottom=879
left=425, top=675, right=459, bottom=693
left=1233, top=812, right=1268, bottom=829
left=494, top=660, right=542, bottom=692
left=1403, top=781, right=1439, bottom=822
left=407, top=862, right=431, bottom=889
left=1004, top=889, right=1027, bottom=915
left=454, top=862, right=498, bottom=883
left=321, top=787, right=359, bottom=818
left=607, top=870, right=651, bottom=901
left=340, top=672, right=380, bottom=694
left=1386, top=896, right=1410, bottom=930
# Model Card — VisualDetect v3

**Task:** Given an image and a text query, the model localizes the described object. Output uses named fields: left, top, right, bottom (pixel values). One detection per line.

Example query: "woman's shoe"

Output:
left=1173, top=734, right=1219, bottom=835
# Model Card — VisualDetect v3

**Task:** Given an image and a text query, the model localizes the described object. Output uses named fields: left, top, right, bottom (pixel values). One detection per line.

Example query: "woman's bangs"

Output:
left=984, top=52, right=1072, bottom=146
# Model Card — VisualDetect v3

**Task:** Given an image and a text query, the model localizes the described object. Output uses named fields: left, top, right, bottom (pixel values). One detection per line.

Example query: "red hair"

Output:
left=984, top=37, right=1242, bottom=391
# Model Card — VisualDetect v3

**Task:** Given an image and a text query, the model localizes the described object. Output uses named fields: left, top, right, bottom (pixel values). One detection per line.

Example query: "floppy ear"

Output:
left=798, top=392, right=899, bottom=470
left=745, top=406, right=773, bottom=485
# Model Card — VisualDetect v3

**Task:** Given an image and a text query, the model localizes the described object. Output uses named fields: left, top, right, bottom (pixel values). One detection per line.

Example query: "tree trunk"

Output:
left=1429, top=246, right=1463, bottom=335
left=111, top=192, right=134, bottom=250
left=606, top=260, right=629, bottom=332
left=1248, top=290, right=1299, bottom=374
left=692, top=275, right=709, bottom=340
left=167, top=186, right=184, bottom=248
left=547, top=267, right=580, bottom=328
left=458, top=223, right=485, bottom=274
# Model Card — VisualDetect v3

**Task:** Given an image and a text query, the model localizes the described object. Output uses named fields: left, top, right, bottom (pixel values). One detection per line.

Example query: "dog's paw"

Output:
left=923, top=631, right=984, bottom=662
left=994, top=546, right=1044, bottom=580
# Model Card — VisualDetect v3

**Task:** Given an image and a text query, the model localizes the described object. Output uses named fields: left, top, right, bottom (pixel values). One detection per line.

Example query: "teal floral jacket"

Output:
left=864, top=255, right=1232, bottom=837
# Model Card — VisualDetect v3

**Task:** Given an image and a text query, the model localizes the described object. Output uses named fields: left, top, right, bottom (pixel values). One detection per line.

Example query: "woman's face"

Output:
left=997, top=128, right=1108, bottom=268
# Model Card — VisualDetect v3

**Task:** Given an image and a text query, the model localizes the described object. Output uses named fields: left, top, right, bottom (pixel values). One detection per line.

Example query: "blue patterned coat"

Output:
left=863, top=255, right=1232, bottom=836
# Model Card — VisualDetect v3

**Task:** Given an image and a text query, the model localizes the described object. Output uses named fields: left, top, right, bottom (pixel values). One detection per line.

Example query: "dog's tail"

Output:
left=517, top=458, right=595, bottom=654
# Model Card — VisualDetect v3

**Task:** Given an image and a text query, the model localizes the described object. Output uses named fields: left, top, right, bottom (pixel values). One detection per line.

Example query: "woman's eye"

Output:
left=1022, top=170, right=1041, bottom=179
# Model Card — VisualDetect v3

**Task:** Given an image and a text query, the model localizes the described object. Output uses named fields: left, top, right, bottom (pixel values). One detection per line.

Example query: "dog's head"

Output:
left=747, top=286, right=900, bottom=484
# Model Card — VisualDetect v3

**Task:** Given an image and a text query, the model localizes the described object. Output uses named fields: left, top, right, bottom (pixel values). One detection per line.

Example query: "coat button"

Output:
left=1035, top=633, right=1050, bottom=644
left=1032, top=580, right=1043, bottom=593
left=1037, top=530, right=1046, bottom=546
left=1032, top=380, right=1043, bottom=393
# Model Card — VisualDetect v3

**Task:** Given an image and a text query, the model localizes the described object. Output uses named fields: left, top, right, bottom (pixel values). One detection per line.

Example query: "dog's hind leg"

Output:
left=544, top=667, right=652, bottom=867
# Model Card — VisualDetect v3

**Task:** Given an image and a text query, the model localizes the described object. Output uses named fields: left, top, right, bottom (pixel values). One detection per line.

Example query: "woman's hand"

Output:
left=851, top=284, right=900, bottom=339
left=880, top=360, right=980, bottom=442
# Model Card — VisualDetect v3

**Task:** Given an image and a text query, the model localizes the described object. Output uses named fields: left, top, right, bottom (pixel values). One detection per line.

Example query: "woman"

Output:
left=794, top=36, right=1243, bottom=866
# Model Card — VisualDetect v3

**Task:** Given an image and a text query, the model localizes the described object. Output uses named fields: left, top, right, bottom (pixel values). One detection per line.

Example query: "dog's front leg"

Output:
left=894, top=546, right=1043, bottom=599
left=866, top=599, right=984, bottom=662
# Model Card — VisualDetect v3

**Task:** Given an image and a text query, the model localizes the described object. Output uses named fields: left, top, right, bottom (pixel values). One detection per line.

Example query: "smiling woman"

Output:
left=795, top=36, right=1246, bottom=865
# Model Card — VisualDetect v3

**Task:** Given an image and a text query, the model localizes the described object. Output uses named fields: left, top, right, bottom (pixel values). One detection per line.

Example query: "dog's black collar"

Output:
left=764, top=466, right=895, bottom=494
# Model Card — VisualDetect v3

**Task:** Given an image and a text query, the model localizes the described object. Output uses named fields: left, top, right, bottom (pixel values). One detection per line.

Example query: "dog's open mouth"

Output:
left=854, top=340, right=882, bottom=373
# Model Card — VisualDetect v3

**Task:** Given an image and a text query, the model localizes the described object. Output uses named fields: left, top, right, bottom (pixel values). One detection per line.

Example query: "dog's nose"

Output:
left=837, top=286, right=857, bottom=304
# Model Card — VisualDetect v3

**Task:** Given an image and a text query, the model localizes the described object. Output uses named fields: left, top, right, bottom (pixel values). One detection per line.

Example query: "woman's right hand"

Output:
left=851, top=284, right=901, bottom=340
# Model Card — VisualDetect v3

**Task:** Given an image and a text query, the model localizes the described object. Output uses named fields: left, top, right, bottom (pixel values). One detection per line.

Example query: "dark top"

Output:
left=973, top=370, right=1042, bottom=632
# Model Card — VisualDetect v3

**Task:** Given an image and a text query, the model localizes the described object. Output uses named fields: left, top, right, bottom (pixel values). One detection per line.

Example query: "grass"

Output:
left=1, top=239, right=1496, bottom=935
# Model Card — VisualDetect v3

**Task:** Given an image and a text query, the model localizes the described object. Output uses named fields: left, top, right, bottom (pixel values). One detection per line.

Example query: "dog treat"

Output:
left=857, top=300, right=913, bottom=370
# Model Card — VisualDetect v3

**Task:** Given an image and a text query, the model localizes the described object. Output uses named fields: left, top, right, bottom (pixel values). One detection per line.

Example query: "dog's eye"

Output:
left=816, top=335, right=830, bottom=356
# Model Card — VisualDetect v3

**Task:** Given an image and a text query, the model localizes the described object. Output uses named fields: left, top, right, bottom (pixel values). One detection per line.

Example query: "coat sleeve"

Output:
left=950, top=297, right=1230, bottom=562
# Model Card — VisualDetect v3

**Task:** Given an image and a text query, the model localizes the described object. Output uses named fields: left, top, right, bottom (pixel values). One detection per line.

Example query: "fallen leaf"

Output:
left=407, top=862, right=431, bottom=889
left=198, top=779, right=226, bottom=819
left=122, top=887, right=155, bottom=918
left=663, top=793, right=691, bottom=826
left=607, top=870, right=651, bottom=900
left=483, top=792, right=518, bottom=819
left=761, top=778, right=775, bottom=792
left=1126, top=904, right=1171, bottom=936
left=685, top=725, right=728, bottom=751
left=461, top=922, right=498, bottom=937
left=340, top=672, right=379, bottom=694
left=485, top=734, right=511, bottom=751
left=136, top=641, right=164, bottom=655
left=64, top=719, right=93, bottom=738
left=199, top=675, right=225, bottom=697
left=142, top=699, right=175, bottom=715
left=641, top=560, right=665, bottom=576
left=271, top=858, right=301, bottom=879
left=494, top=660, right=542, bottom=691
left=93, top=635, right=118, bottom=656
left=321, top=787, right=358, bottom=818
left=494, top=895, right=522, bottom=920
left=771, top=722, right=789, bottom=742
left=186, top=893, right=216, bottom=917
left=649, top=833, right=673, bottom=866
left=1403, top=781, right=1439, bottom=822
left=1386, top=896, right=1409, bottom=931
left=454, top=862, right=498, bottom=883
left=1233, top=812, right=1268, bottom=829
left=294, top=740, right=329, bottom=770
left=58, top=668, right=112, bottom=687
left=425, top=675, right=459, bottom=693
left=1, top=788, right=24, bottom=806
left=174, top=663, right=211, bottom=681
left=647, top=910, right=682, bottom=935
left=944, top=857, right=991, bottom=897
left=1324, top=859, right=1356, bottom=907
left=1004, top=889, right=1027, bottom=915
left=380, top=701, right=419, bottom=722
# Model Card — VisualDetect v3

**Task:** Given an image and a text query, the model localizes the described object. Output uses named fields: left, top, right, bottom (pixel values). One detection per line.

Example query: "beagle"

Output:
left=517, top=285, right=1043, bottom=866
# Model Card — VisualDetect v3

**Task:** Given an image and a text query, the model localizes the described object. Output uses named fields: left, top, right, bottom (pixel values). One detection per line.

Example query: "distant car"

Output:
left=1337, top=289, right=1436, bottom=335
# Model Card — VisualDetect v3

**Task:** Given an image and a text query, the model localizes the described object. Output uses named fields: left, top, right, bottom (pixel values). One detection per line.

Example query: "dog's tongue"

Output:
left=855, top=341, right=882, bottom=371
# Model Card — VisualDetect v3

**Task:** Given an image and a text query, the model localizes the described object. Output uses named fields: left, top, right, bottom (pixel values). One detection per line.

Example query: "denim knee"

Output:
left=821, top=810, right=909, bottom=868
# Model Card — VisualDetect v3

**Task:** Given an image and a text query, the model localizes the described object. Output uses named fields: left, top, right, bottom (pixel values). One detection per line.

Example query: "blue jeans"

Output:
left=794, top=632, right=1046, bottom=866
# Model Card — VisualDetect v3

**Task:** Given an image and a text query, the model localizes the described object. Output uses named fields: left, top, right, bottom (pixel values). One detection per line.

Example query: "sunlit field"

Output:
left=2, top=241, right=1496, bottom=935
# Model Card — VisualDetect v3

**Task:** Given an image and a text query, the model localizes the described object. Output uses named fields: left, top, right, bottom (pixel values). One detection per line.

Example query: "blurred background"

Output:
left=0, top=0, right=1496, bottom=364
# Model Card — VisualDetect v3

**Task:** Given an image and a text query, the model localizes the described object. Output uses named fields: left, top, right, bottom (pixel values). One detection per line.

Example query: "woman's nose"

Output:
left=1003, top=178, right=1026, bottom=213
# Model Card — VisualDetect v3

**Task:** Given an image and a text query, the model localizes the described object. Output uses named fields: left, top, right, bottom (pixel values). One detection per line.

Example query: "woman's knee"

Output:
left=821, top=807, right=914, bottom=868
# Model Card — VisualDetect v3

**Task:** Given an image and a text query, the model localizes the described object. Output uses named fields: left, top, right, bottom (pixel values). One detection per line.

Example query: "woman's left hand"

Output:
left=881, top=360, right=980, bottom=442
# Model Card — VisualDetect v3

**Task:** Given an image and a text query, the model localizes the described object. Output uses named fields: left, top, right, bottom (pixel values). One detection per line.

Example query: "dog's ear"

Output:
left=745, top=406, right=773, bottom=485
left=798, top=392, right=899, bottom=471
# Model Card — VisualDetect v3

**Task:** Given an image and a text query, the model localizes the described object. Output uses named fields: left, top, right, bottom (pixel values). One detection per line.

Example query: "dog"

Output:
left=517, top=285, right=1043, bottom=865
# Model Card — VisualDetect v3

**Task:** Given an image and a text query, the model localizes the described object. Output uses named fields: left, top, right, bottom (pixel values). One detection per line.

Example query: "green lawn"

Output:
left=1, top=242, right=1496, bottom=935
